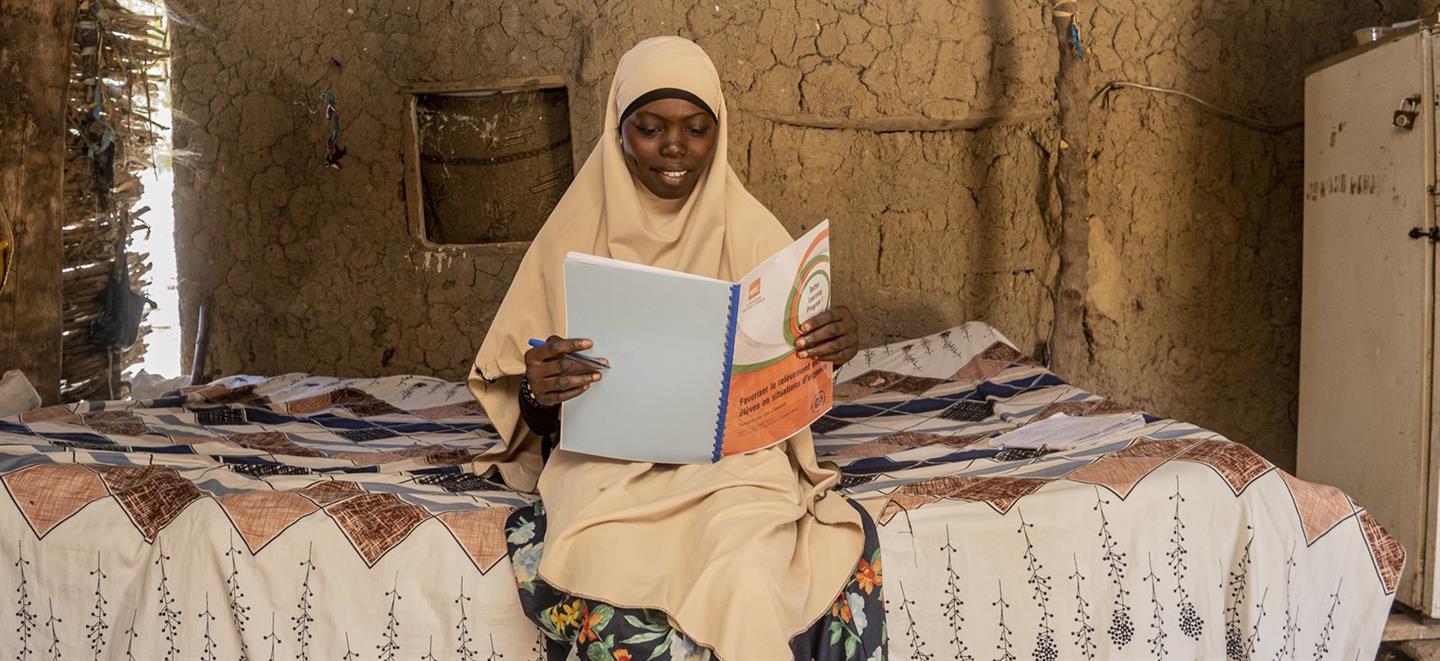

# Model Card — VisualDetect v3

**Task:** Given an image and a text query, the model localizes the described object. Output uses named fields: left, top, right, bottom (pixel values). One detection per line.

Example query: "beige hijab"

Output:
left=468, top=37, right=865, bottom=660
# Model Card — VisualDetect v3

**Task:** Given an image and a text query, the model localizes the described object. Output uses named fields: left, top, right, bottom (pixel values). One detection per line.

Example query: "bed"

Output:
left=0, top=323, right=1402, bottom=660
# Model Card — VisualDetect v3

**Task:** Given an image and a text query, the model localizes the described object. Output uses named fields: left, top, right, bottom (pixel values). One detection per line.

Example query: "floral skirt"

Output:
left=504, top=498, right=888, bottom=661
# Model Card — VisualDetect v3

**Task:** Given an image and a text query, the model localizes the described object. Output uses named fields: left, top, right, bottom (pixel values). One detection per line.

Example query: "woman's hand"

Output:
left=795, top=306, right=860, bottom=366
left=523, top=336, right=604, bottom=406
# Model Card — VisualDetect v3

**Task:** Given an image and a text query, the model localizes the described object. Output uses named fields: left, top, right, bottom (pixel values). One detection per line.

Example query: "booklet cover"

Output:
left=560, top=221, right=834, bottom=463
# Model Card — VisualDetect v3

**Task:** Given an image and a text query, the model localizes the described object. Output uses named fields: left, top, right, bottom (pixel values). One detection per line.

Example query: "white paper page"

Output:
left=985, top=412, right=1147, bottom=451
left=732, top=221, right=830, bottom=368
left=560, top=254, right=737, bottom=463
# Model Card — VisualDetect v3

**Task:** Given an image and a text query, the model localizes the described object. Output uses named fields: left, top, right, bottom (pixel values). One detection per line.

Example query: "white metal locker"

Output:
left=1300, top=24, right=1438, bottom=614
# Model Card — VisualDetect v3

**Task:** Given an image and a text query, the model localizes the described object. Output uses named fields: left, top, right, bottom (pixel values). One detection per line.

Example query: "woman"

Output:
left=470, top=37, right=886, bottom=661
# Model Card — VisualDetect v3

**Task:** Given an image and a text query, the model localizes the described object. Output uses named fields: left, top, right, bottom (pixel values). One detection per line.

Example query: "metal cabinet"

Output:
left=1300, top=21, right=1440, bottom=614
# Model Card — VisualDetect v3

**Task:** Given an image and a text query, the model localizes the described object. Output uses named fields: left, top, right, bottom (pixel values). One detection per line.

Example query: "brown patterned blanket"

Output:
left=0, top=323, right=1401, bottom=659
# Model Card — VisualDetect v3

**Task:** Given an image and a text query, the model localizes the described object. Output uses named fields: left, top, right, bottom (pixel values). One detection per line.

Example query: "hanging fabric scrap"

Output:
left=1050, top=1, right=1084, bottom=59
left=323, top=88, right=346, bottom=169
left=86, top=73, right=118, bottom=210
left=1069, top=24, right=1086, bottom=59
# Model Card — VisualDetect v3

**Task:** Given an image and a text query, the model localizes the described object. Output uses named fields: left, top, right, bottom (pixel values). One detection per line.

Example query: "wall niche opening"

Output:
left=408, top=81, right=574, bottom=245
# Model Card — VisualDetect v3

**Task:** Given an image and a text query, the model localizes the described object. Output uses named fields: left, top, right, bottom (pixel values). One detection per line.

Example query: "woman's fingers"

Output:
left=528, top=371, right=599, bottom=406
left=803, top=337, right=855, bottom=361
left=544, top=372, right=602, bottom=392
left=799, top=310, right=838, bottom=333
left=796, top=306, right=859, bottom=364
left=795, top=306, right=859, bottom=361
left=812, top=349, right=856, bottom=363
left=537, top=383, right=591, bottom=406
left=526, top=337, right=600, bottom=380
left=532, top=337, right=593, bottom=362
left=558, top=354, right=608, bottom=373
left=796, top=307, right=856, bottom=350
left=795, top=321, right=843, bottom=351
left=532, top=371, right=601, bottom=404
left=812, top=336, right=852, bottom=362
left=533, top=360, right=599, bottom=382
left=797, top=324, right=856, bottom=357
left=524, top=335, right=603, bottom=405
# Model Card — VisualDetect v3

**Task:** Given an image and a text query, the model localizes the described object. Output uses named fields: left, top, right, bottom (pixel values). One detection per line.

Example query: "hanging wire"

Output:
left=1091, top=80, right=1303, bottom=133
left=292, top=93, right=323, bottom=115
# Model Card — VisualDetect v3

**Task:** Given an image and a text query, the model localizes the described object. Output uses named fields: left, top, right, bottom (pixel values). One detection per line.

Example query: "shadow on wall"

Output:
left=1152, top=3, right=1315, bottom=472
left=966, top=0, right=1033, bottom=353
left=967, top=0, right=1059, bottom=362
left=1075, top=0, right=1415, bottom=471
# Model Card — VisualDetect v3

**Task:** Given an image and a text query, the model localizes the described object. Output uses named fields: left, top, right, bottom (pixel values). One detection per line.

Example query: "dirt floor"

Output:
left=168, top=0, right=1416, bottom=469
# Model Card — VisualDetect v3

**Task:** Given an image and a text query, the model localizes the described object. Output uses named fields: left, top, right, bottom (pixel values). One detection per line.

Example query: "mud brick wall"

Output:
left=169, top=0, right=1414, bottom=468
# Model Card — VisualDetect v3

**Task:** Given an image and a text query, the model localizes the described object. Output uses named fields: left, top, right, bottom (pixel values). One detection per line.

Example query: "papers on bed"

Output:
left=985, top=412, right=1147, bottom=451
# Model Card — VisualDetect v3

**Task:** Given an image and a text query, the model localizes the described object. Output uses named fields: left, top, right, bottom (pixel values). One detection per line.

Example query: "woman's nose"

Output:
left=660, top=134, right=685, bottom=158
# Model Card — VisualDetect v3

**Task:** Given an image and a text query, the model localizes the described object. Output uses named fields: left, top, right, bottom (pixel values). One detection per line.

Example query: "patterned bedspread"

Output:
left=0, top=323, right=1402, bottom=660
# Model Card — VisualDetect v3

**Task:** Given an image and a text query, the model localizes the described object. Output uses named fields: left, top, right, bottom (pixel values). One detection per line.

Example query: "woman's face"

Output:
left=620, top=98, right=718, bottom=200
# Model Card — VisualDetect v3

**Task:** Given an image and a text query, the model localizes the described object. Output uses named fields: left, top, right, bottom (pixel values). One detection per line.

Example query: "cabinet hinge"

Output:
left=1410, top=227, right=1440, bottom=241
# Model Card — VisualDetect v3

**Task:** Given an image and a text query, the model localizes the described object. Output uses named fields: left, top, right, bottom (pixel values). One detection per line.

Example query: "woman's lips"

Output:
left=654, top=168, right=691, bottom=185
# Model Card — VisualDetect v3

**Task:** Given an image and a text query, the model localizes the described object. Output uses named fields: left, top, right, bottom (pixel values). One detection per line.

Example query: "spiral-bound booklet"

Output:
left=559, top=221, right=834, bottom=463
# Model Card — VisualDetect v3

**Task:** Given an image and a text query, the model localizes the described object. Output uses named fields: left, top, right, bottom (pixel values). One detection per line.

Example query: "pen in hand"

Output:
left=528, top=338, right=611, bottom=371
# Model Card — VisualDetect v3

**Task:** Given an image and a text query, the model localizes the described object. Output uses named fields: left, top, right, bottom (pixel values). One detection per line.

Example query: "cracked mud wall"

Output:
left=1072, top=2, right=1418, bottom=472
left=170, top=0, right=1412, bottom=469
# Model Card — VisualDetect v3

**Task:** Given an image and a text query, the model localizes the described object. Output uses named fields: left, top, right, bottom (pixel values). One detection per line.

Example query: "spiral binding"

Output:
left=711, top=284, right=742, bottom=462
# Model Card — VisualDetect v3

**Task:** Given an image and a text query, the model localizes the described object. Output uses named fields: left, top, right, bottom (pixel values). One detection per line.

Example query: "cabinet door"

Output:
left=1299, top=30, right=1433, bottom=610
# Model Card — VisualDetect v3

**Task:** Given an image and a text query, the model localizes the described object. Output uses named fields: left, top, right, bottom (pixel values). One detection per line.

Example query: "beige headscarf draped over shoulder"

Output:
left=469, top=37, right=864, bottom=661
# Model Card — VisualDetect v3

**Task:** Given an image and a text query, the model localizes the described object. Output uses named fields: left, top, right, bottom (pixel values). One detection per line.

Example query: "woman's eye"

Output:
left=686, top=125, right=710, bottom=136
left=637, top=126, right=661, bottom=136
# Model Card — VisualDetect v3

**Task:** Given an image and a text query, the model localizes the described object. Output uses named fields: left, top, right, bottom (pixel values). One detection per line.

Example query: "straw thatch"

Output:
left=60, top=0, right=167, bottom=401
